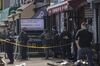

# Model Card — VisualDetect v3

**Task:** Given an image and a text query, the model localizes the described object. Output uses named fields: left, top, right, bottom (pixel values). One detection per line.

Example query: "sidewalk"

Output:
left=4, top=57, right=51, bottom=66
left=3, top=57, right=98, bottom=66
left=4, top=57, right=75, bottom=66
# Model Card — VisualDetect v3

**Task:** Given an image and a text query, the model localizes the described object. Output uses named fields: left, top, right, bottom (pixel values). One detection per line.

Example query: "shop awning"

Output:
left=47, top=1, right=69, bottom=15
left=16, top=2, right=35, bottom=18
left=0, top=7, right=18, bottom=22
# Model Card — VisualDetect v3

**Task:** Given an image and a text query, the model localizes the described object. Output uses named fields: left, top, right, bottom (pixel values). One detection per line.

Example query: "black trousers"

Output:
left=5, top=41, right=14, bottom=62
left=61, top=44, right=72, bottom=59
left=7, top=52, right=14, bottom=62
left=20, top=47, right=28, bottom=59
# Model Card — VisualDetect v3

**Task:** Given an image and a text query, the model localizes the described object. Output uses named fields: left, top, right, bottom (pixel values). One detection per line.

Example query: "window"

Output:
left=20, top=0, right=25, bottom=5
left=35, top=0, right=44, bottom=2
left=50, top=0, right=65, bottom=4
left=19, top=0, right=33, bottom=6
left=50, top=0, right=58, bottom=5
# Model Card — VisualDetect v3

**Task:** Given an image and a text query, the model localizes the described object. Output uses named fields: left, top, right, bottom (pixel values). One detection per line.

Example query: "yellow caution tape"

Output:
left=0, top=39, right=68, bottom=49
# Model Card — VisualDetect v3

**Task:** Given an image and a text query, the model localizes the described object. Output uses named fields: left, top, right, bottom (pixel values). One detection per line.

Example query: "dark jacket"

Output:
left=18, top=31, right=29, bottom=45
left=5, top=32, right=14, bottom=53
left=60, top=31, right=72, bottom=44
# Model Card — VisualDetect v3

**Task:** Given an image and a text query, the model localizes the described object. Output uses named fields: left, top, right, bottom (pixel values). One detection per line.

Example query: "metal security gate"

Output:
left=27, top=38, right=44, bottom=54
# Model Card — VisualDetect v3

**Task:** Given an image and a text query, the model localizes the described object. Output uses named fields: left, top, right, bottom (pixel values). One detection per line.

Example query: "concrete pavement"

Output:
left=4, top=57, right=52, bottom=66
left=3, top=57, right=98, bottom=66
left=3, top=57, right=75, bottom=66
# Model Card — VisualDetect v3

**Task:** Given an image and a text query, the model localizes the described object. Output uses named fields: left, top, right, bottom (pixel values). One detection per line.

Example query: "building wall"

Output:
left=21, top=3, right=35, bottom=18
left=93, top=8, right=97, bottom=43
left=97, top=4, right=100, bottom=43
left=35, top=0, right=50, bottom=8
left=50, top=0, right=65, bottom=5
left=84, top=4, right=97, bottom=43
left=10, top=0, right=16, bottom=7
left=3, top=0, right=10, bottom=9
left=10, top=0, right=34, bottom=7
left=94, top=0, right=100, bottom=3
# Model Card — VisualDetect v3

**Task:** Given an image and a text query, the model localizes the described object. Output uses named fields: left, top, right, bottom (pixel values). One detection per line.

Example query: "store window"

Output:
left=19, top=0, right=33, bottom=5
left=50, top=0, right=65, bottom=5
left=35, top=0, right=44, bottom=2
left=50, top=0, right=58, bottom=5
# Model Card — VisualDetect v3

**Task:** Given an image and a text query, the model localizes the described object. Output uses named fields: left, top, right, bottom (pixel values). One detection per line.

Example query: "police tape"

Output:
left=0, top=39, right=68, bottom=49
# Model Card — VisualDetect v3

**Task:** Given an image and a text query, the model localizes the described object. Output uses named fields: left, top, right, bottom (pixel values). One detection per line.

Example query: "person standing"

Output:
left=75, top=21, right=94, bottom=66
left=60, top=28, right=72, bottom=59
left=40, top=29, right=50, bottom=59
left=51, top=26, right=59, bottom=58
left=18, top=28, right=29, bottom=60
left=5, top=28, right=14, bottom=64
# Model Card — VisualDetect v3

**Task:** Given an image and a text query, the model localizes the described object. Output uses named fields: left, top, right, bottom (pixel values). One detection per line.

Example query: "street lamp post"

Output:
left=16, top=8, right=23, bottom=34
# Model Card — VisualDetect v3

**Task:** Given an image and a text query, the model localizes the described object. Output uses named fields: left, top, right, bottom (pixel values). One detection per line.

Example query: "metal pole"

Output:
left=12, top=15, right=15, bottom=31
left=19, top=13, right=21, bottom=33
left=17, top=13, right=21, bottom=34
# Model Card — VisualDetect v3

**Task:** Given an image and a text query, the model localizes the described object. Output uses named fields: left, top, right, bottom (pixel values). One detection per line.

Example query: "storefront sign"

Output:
left=21, top=19, right=44, bottom=31
left=47, top=1, right=69, bottom=15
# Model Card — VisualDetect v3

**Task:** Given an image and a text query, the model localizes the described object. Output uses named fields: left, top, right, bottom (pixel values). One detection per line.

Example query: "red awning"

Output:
left=47, top=1, right=69, bottom=15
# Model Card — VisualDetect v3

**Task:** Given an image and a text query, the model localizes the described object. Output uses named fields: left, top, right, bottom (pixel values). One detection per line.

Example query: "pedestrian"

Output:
left=75, top=20, right=94, bottom=66
left=71, top=30, right=78, bottom=62
left=40, top=29, right=50, bottom=59
left=5, top=28, right=14, bottom=64
left=18, top=28, right=29, bottom=60
left=60, top=28, right=72, bottom=59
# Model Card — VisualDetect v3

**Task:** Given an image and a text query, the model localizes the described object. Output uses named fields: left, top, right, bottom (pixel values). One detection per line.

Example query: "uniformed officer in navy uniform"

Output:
left=5, top=29, right=14, bottom=64
left=18, top=28, right=29, bottom=60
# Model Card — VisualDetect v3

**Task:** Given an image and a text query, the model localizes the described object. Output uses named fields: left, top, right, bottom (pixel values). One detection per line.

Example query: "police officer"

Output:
left=40, top=29, right=50, bottom=59
left=60, top=28, right=72, bottom=59
left=18, top=28, right=29, bottom=60
left=5, top=29, right=14, bottom=64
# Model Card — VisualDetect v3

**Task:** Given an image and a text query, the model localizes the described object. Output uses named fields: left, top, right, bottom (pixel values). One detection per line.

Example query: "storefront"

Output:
left=47, top=0, right=88, bottom=33
left=47, top=1, right=69, bottom=33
